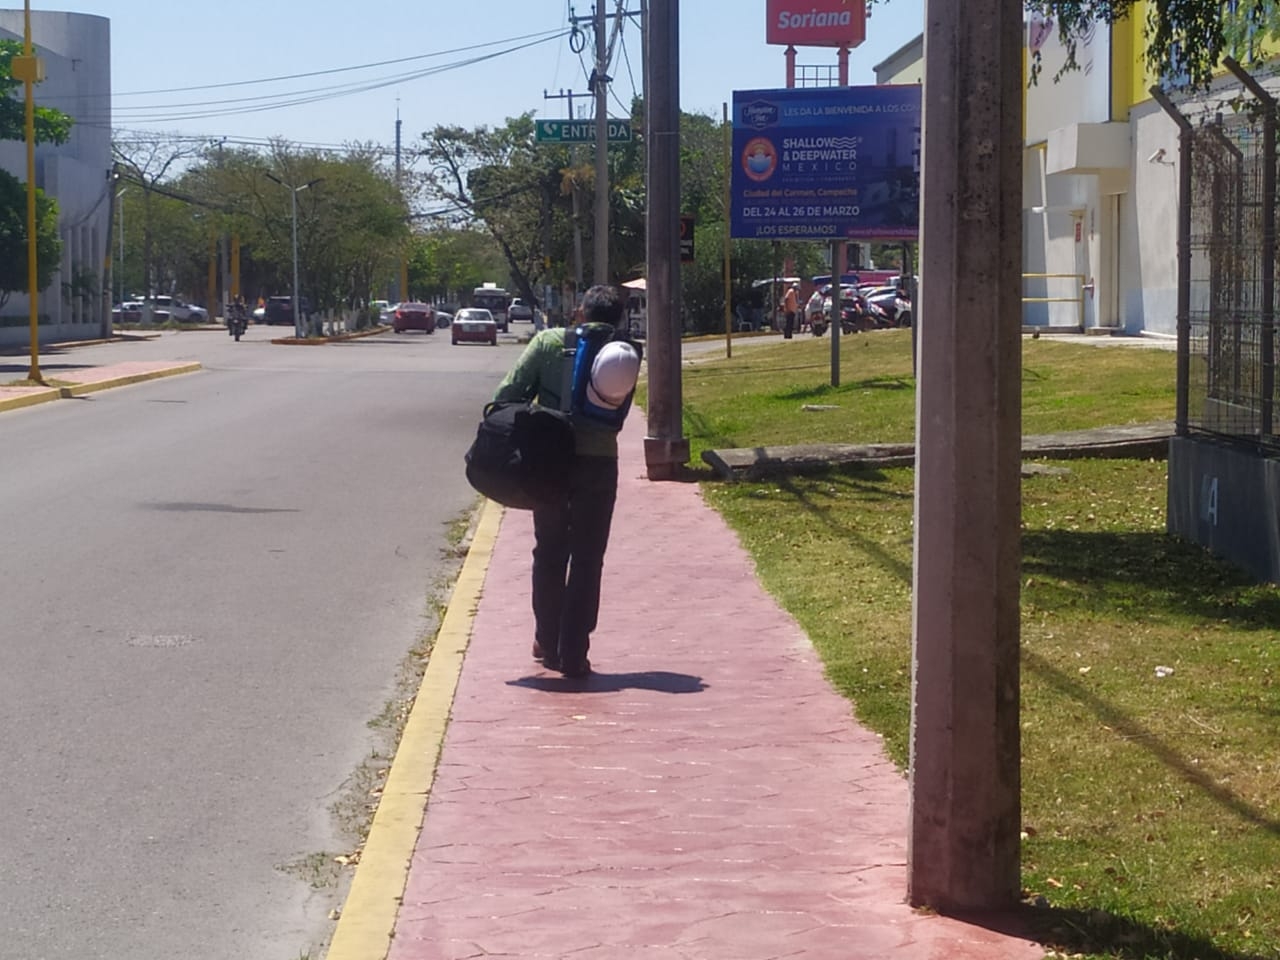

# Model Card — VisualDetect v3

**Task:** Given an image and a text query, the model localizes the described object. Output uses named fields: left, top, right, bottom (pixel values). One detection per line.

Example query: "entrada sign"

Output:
left=765, top=0, right=866, bottom=47
left=536, top=119, right=633, bottom=144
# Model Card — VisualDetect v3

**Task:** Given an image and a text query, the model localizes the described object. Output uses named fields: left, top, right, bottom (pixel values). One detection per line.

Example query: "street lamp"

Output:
left=265, top=172, right=323, bottom=338
left=116, top=186, right=128, bottom=305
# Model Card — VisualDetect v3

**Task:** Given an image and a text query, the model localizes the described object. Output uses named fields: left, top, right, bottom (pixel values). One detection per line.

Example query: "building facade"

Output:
left=873, top=2, right=1212, bottom=338
left=0, top=9, right=112, bottom=346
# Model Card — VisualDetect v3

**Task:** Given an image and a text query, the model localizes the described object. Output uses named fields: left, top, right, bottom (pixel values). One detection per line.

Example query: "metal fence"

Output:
left=1184, top=84, right=1280, bottom=453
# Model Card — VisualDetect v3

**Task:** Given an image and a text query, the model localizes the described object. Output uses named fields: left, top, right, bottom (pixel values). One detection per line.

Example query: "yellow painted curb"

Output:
left=325, top=499, right=502, bottom=960
left=58, top=362, right=203, bottom=397
left=0, top=388, right=61, bottom=413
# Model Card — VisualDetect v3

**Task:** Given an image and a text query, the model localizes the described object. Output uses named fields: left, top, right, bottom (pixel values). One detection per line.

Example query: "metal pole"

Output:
left=593, top=1, right=610, bottom=283
left=642, top=0, right=689, bottom=479
left=723, top=101, right=733, bottom=358
left=830, top=242, right=842, bottom=387
left=1150, top=85, right=1195, bottom=436
left=291, top=186, right=301, bottom=339
left=117, top=189, right=126, bottom=304
left=22, top=0, right=40, bottom=381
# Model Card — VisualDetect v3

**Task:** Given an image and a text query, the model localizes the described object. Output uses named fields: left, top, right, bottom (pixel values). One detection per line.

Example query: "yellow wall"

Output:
left=1115, top=0, right=1280, bottom=109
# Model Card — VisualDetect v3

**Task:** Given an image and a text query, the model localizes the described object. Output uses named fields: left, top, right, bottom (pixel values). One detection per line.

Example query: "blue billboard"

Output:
left=730, top=85, right=921, bottom=241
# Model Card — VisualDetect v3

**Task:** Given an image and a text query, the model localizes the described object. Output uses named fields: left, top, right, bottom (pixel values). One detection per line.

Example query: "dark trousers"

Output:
left=784, top=310, right=796, bottom=339
left=531, top=455, right=619, bottom=668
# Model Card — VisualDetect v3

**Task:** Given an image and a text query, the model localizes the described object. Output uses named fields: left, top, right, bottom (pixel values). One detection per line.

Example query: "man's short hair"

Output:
left=581, top=284, right=625, bottom=327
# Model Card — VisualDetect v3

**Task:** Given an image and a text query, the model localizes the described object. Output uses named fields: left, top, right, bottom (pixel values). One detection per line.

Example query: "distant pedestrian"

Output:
left=782, top=282, right=799, bottom=339
left=492, top=284, right=642, bottom=678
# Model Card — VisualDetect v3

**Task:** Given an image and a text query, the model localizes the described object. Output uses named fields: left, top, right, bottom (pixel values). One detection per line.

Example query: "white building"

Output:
left=0, top=9, right=111, bottom=346
left=874, top=15, right=1187, bottom=337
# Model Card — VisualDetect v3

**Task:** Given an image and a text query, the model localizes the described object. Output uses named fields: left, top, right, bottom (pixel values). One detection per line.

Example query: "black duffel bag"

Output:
left=464, top=401, right=575, bottom=510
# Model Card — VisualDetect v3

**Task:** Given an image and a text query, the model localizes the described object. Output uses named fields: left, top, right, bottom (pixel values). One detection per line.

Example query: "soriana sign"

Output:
left=766, top=0, right=866, bottom=47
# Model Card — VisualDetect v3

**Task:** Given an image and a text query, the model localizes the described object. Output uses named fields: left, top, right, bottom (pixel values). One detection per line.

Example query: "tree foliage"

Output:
left=1027, top=0, right=1274, bottom=89
left=0, top=39, right=73, bottom=145
left=0, top=168, right=62, bottom=310
left=416, top=114, right=572, bottom=307
left=0, top=39, right=72, bottom=309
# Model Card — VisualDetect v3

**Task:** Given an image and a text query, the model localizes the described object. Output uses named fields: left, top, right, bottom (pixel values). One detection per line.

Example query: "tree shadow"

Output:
left=778, top=374, right=913, bottom=402
left=1006, top=901, right=1276, bottom=960
left=1022, top=529, right=1280, bottom=630
left=506, top=670, right=708, bottom=694
left=1024, top=650, right=1280, bottom=836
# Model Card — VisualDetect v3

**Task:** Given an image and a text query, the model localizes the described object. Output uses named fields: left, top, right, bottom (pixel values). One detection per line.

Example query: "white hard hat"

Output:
left=586, top=341, right=641, bottom=409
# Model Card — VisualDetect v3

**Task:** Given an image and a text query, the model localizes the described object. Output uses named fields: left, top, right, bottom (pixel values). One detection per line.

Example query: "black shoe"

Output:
left=559, top=658, right=591, bottom=679
left=532, top=641, right=561, bottom=671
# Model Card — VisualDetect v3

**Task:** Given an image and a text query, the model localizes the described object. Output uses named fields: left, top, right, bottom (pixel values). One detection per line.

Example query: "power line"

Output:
left=40, top=28, right=570, bottom=103
left=71, top=32, right=570, bottom=127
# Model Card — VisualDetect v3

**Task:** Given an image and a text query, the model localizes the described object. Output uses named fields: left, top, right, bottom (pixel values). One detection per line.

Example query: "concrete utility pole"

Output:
left=908, top=0, right=1024, bottom=911
left=642, top=0, right=689, bottom=479
left=593, top=1, right=610, bottom=283
left=544, top=88, right=586, bottom=296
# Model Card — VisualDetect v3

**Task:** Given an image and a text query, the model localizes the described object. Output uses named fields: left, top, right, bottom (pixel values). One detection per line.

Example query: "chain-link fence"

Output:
left=1187, top=105, right=1280, bottom=452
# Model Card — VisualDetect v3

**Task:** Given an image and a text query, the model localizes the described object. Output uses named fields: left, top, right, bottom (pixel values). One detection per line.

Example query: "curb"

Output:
left=271, top=326, right=390, bottom=346
left=325, top=498, right=501, bottom=960
left=58, top=362, right=204, bottom=398
left=0, top=387, right=61, bottom=413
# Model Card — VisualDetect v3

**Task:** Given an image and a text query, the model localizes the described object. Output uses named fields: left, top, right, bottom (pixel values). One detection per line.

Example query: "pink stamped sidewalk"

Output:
left=388, top=414, right=1045, bottom=960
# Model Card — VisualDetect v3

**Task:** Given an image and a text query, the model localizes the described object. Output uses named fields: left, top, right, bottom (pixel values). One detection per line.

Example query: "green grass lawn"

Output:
left=659, top=331, right=1279, bottom=960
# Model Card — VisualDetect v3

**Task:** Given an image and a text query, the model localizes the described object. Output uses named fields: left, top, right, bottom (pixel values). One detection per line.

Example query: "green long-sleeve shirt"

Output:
left=492, top=327, right=622, bottom=458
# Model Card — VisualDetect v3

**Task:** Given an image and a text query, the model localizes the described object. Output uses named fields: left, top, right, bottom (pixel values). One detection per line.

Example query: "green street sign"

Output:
left=536, top=119, right=633, bottom=144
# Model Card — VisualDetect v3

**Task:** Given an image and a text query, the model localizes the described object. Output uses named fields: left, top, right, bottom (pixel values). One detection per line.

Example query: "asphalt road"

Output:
left=0, top=323, right=522, bottom=960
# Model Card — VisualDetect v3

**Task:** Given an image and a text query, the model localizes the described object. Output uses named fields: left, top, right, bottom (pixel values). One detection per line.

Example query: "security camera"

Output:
left=1147, top=148, right=1167, bottom=164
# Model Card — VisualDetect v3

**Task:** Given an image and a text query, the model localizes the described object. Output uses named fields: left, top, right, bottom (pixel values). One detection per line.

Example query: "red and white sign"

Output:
left=766, top=0, right=866, bottom=48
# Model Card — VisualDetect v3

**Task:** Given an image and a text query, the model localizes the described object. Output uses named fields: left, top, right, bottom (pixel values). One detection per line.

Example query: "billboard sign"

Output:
left=766, top=0, right=866, bottom=47
left=730, top=85, right=921, bottom=241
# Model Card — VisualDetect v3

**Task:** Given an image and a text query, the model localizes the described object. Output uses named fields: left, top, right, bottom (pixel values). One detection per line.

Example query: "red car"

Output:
left=392, top=302, right=435, bottom=333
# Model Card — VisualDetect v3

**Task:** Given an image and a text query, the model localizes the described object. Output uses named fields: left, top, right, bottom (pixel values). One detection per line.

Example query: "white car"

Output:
left=145, top=295, right=208, bottom=323
left=508, top=298, right=534, bottom=323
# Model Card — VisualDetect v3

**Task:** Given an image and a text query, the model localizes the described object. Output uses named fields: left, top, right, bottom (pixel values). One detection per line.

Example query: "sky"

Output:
left=48, top=0, right=925, bottom=155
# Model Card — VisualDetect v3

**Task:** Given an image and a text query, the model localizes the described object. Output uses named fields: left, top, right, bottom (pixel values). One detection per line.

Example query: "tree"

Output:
left=0, top=39, right=71, bottom=310
left=1028, top=0, right=1272, bottom=89
left=0, top=39, right=72, bottom=145
left=0, top=169, right=61, bottom=311
left=113, top=134, right=206, bottom=298
left=417, top=115, right=574, bottom=307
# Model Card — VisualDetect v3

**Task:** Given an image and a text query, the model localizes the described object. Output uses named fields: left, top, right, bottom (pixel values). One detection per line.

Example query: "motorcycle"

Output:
left=809, top=294, right=888, bottom=337
left=227, top=304, right=249, bottom=341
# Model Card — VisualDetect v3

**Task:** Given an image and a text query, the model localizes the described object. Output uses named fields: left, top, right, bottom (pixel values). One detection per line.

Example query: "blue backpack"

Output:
left=562, top=323, right=642, bottom=431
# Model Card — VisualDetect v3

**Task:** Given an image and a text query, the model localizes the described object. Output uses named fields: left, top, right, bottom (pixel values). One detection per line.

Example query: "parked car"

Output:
left=451, top=307, right=498, bottom=346
left=392, top=302, right=435, bottom=333
left=111, top=300, right=144, bottom=322
left=252, top=305, right=266, bottom=323
left=145, top=295, right=208, bottom=323
left=264, top=295, right=311, bottom=326
left=370, top=299, right=391, bottom=323
left=435, top=311, right=453, bottom=329
left=508, top=297, right=534, bottom=323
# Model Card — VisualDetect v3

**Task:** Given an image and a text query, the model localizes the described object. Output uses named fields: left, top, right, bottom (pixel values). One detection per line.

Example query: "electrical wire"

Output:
left=72, top=32, right=569, bottom=126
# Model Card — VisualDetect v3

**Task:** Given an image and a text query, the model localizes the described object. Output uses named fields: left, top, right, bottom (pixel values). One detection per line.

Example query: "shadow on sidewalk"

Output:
left=506, top=670, right=708, bottom=694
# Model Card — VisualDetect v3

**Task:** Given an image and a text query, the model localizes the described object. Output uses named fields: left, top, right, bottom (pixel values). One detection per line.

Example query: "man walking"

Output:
left=491, top=285, right=641, bottom=678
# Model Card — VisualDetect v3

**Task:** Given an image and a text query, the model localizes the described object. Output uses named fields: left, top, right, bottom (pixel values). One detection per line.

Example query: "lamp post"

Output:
left=116, top=186, right=128, bottom=305
left=13, top=0, right=44, bottom=381
left=265, top=172, right=323, bottom=338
